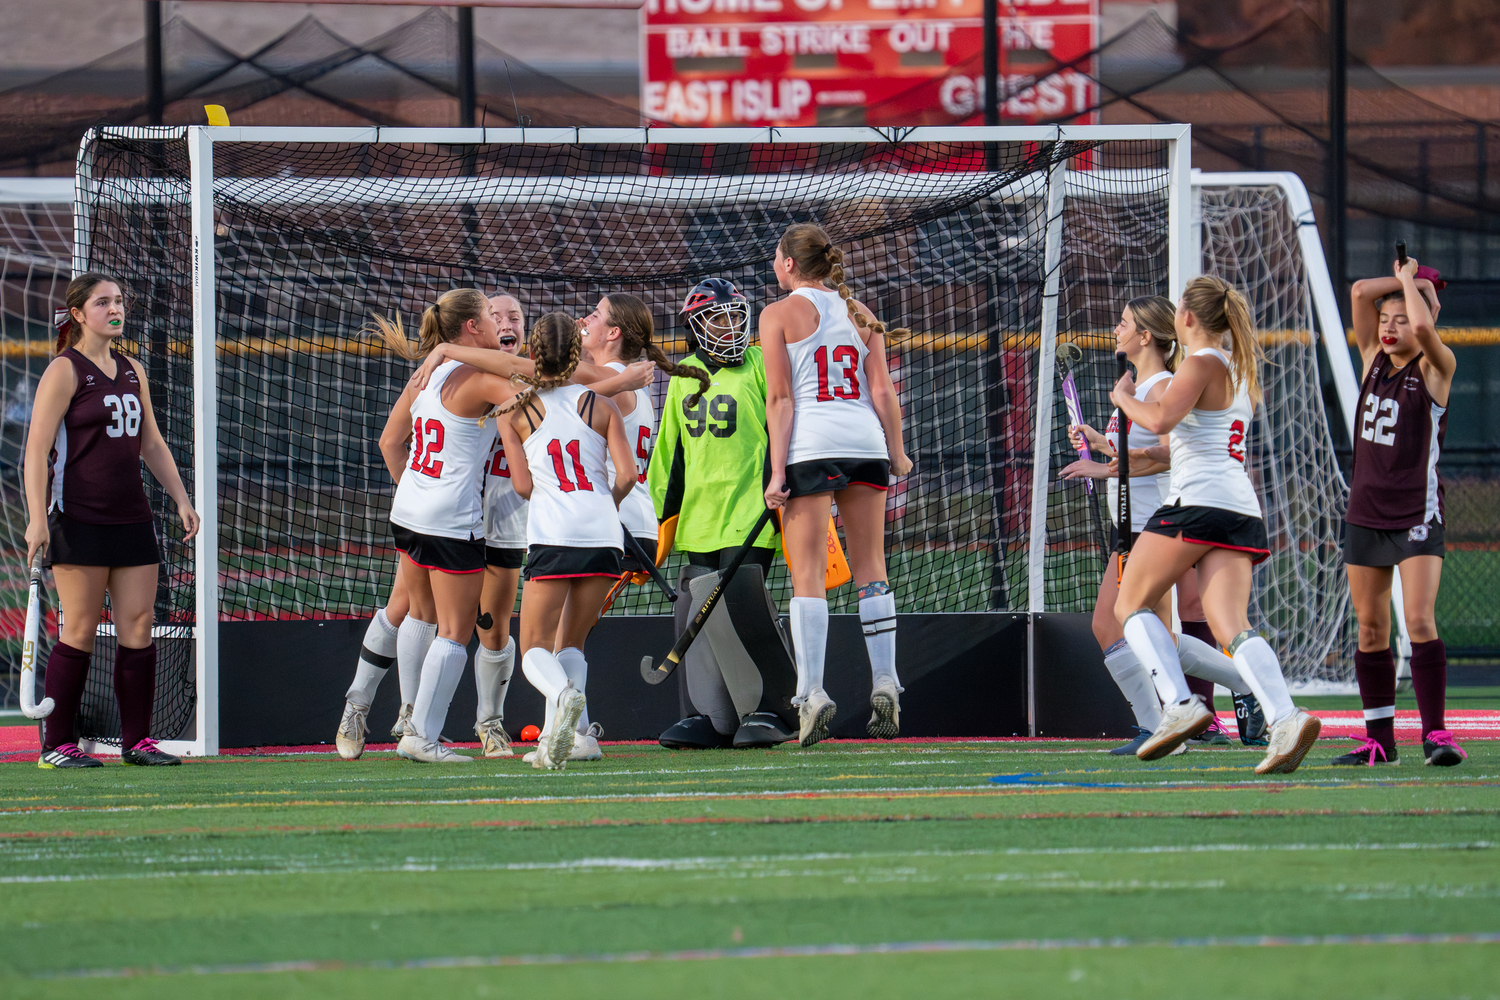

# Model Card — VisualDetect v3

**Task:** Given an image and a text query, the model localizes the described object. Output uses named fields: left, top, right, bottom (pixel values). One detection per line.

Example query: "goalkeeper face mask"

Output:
left=682, top=278, right=751, bottom=365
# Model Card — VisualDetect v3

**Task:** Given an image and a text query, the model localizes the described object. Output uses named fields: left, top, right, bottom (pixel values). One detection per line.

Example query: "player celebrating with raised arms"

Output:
left=1111, top=276, right=1319, bottom=772
left=762, top=224, right=913, bottom=748
left=24, top=273, right=200, bottom=768
left=1339, top=257, right=1463, bottom=766
left=490, top=312, right=638, bottom=770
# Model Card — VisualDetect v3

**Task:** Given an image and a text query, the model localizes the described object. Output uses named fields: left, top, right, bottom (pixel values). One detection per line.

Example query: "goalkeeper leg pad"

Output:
left=659, top=714, right=735, bottom=749
left=704, top=565, right=799, bottom=733
left=678, top=565, right=739, bottom=737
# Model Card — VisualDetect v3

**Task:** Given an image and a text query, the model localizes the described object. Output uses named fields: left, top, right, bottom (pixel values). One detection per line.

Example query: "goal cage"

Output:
left=7, top=124, right=1358, bottom=754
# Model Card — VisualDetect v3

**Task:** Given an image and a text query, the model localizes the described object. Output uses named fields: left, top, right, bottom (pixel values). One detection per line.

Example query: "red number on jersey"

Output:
left=410, top=417, right=445, bottom=478
left=814, top=344, right=861, bottom=401
left=635, top=425, right=651, bottom=484
left=546, top=439, right=596, bottom=493
left=1228, top=419, right=1246, bottom=464
left=488, top=443, right=510, bottom=478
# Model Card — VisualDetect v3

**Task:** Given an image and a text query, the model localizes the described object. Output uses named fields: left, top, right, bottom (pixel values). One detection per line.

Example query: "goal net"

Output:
left=3, top=126, right=1356, bottom=746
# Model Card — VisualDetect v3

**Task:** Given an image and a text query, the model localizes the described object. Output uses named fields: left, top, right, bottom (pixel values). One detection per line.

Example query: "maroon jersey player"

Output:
left=1339, top=256, right=1464, bottom=767
left=23, top=273, right=200, bottom=769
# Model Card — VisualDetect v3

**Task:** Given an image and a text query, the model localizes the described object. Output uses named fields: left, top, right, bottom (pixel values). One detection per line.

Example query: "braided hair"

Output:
left=486, top=311, right=582, bottom=421
left=602, top=293, right=709, bottom=407
left=777, top=223, right=910, bottom=343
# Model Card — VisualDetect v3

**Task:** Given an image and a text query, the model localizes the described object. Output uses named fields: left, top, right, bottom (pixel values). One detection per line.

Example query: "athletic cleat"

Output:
left=1109, top=726, right=1152, bottom=755
left=732, top=712, right=797, bottom=749
left=1330, top=734, right=1399, bottom=766
left=336, top=701, right=370, bottom=760
left=798, top=688, right=836, bottom=748
left=866, top=679, right=902, bottom=739
left=536, top=685, right=585, bottom=770
left=37, top=743, right=103, bottom=769
left=476, top=720, right=514, bottom=758
left=1189, top=717, right=1232, bottom=746
left=391, top=702, right=414, bottom=739
left=1423, top=730, right=1467, bottom=767
left=1137, top=696, right=1213, bottom=761
left=1233, top=691, right=1269, bottom=745
left=121, top=738, right=182, bottom=766
left=1255, top=708, right=1321, bottom=775
left=570, top=722, right=604, bottom=761
left=396, top=734, right=474, bottom=763
left=660, top=714, right=735, bottom=749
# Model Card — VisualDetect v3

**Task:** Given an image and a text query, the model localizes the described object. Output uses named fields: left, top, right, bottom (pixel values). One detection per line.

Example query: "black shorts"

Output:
left=392, top=524, right=485, bottom=575
left=784, top=458, right=890, bottom=498
left=523, top=545, right=622, bottom=581
left=687, top=547, right=776, bottom=573
left=1343, top=519, right=1445, bottom=567
left=47, top=510, right=159, bottom=568
left=1141, top=503, right=1270, bottom=564
left=485, top=545, right=526, bottom=569
left=620, top=535, right=659, bottom=574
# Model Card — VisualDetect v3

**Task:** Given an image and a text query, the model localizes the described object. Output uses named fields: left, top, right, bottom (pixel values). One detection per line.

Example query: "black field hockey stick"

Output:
left=1057, top=342, right=1110, bottom=564
left=621, top=526, right=677, bottom=603
left=640, top=507, right=774, bottom=686
left=1114, top=351, right=1133, bottom=573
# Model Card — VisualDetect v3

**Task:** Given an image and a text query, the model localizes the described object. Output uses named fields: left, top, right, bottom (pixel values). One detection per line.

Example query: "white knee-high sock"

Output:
left=1103, top=639, right=1161, bottom=731
left=396, top=617, right=436, bottom=707
left=345, top=609, right=398, bottom=707
left=1230, top=632, right=1295, bottom=726
left=522, top=647, right=569, bottom=737
left=474, top=637, right=515, bottom=728
left=1177, top=632, right=1251, bottom=694
left=858, top=592, right=900, bottom=690
left=1122, top=610, right=1191, bottom=705
left=555, top=647, right=590, bottom=732
left=789, top=597, right=828, bottom=702
left=411, top=637, right=467, bottom=742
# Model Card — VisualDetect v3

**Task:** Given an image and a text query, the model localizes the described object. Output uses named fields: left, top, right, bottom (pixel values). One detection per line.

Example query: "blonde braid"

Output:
left=827, top=247, right=910, bottom=344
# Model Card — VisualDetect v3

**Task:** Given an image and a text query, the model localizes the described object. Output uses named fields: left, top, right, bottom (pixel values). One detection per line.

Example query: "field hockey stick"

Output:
left=1057, top=342, right=1109, bottom=562
left=640, top=507, right=774, bottom=686
left=621, top=527, right=677, bottom=603
left=1114, top=351, right=1133, bottom=571
left=19, top=549, right=55, bottom=720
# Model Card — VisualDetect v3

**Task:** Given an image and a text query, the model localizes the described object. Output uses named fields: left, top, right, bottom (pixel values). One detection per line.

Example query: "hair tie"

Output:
left=53, top=308, right=71, bottom=335
left=1414, top=264, right=1447, bottom=291
left=820, top=242, right=832, bottom=255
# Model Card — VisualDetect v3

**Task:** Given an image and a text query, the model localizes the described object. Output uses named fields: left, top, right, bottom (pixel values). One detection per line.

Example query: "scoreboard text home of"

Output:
left=641, top=0, right=1098, bottom=128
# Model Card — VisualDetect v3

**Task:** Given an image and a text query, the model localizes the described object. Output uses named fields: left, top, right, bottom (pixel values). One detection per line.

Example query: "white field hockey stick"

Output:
left=1057, top=342, right=1109, bottom=562
left=20, top=549, right=55, bottom=720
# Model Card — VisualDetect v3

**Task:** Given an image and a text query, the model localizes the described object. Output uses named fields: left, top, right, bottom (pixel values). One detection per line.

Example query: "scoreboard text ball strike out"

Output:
left=58, top=124, right=1359, bottom=755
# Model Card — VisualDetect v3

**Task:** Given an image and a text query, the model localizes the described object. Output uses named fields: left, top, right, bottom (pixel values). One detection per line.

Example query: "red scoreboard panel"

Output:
left=641, top=0, right=1098, bottom=128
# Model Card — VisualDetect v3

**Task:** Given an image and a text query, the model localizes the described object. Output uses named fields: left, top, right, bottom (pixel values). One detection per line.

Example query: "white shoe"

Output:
left=396, top=734, right=474, bottom=764
left=335, top=701, right=369, bottom=760
left=798, top=688, right=836, bottom=748
left=867, top=679, right=902, bottom=739
left=1137, top=696, right=1212, bottom=761
left=1255, top=708, right=1322, bottom=775
left=569, top=723, right=604, bottom=761
left=522, top=747, right=539, bottom=764
left=391, top=702, right=414, bottom=739
left=477, top=720, right=514, bottom=758
left=548, top=686, right=586, bottom=768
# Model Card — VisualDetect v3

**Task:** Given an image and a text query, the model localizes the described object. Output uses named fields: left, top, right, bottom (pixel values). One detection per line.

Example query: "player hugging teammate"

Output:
left=1338, top=255, right=1465, bottom=767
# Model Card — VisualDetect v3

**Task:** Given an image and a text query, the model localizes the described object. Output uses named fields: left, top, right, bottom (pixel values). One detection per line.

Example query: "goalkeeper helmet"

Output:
left=681, top=278, right=751, bottom=365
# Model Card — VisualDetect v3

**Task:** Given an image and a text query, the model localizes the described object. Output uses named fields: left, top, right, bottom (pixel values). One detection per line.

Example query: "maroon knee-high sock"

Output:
left=1180, top=620, right=1219, bottom=715
left=1354, top=647, right=1396, bottom=751
left=114, top=643, right=157, bottom=751
left=1408, top=639, right=1447, bottom=739
left=41, top=642, right=91, bottom=751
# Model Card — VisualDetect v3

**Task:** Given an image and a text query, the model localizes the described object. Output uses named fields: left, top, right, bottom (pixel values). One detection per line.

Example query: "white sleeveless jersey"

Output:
left=784, top=286, right=889, bottom=464
left=482, top=436, right=528, bottom=548
left=604, top=360, right=658, bottom=541
left=390, top=360, right=497, bottom=540
left=521, top=384, right=624, bottom=550
left=1165, top=348, right=1262, bottom=519
left=1106, top=369, right=1174, bottom=531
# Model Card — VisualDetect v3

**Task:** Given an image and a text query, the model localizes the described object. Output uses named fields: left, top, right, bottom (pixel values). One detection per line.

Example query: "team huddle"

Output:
left=22, top=222, right=1465, bottom=771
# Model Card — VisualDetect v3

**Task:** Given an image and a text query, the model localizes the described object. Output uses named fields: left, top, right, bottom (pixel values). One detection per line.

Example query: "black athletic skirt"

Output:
left=620, top=535, right=659, bottom=574
left=485, top=545, right=526, bottom=570
left=784, top=458, right=890, bottom=498
left=1141, top=502, right=1270, bottom=564
left=1343, top=519, right=1445, bottom=567
left=392, top=524, right=485, bottom=575
left=47, top=510, right=159, bottom=568
left=523, top=544, right=622, bottom=581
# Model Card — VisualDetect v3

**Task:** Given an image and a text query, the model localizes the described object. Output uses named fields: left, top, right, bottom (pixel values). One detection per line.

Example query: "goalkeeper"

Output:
left=649, top=279, right=798, bottom=749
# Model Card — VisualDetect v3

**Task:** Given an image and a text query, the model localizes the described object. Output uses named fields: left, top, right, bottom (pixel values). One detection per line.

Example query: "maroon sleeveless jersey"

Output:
left=1346, top=352, right=1446, bottom=531
left=47, top=348, right=153, bottom=525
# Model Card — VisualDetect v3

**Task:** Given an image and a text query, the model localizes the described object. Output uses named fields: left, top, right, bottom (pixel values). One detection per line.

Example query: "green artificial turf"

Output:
left=1, top=740, right=1496, bottom=998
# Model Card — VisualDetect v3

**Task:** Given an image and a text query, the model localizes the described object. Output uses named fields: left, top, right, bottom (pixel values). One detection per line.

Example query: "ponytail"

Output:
left=601, top=293, right=709, bottom=407
left=370, top=288, right=489, bottom=360
left=1181, top=276, right=1263, bottom=403
left=777, top=222, right=910, bottom=344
